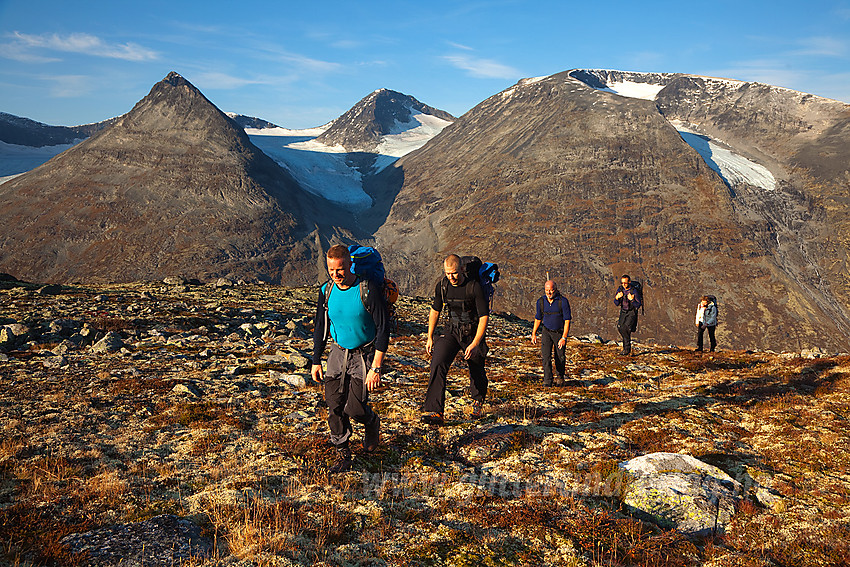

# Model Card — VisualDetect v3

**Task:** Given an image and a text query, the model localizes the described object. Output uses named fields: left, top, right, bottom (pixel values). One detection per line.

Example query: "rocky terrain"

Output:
left=0, top=112, right=115, bottom=148
left=1, top=276, right=849, bottom=566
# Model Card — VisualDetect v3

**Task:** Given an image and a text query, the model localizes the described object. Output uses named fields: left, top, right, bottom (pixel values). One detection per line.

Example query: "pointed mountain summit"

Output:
left=375, top=70, right=850, bottom=351
left=0, top=71, right=328, bottom=284
left=315, top=89, right=455, bottom=151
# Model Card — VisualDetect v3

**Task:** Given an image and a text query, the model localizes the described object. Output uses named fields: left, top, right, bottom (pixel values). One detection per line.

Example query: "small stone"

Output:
left=172, top=383, right=201, bottom=397
left=270, top=370, right=308, bottom=389
left=43, top=355, right=68, bottom=369
left=91, top=332, right=124, bottom=354
left=288, top=353, right=310, bottom=369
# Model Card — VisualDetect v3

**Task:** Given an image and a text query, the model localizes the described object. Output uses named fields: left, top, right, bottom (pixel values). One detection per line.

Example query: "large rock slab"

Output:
left=619, top=452, right=742, bottom=537
left=61, top=514, right=212, bottom=566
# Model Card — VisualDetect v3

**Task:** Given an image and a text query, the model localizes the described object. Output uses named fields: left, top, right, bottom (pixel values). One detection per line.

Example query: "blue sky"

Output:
left=1, top=0, right=849, bottom=128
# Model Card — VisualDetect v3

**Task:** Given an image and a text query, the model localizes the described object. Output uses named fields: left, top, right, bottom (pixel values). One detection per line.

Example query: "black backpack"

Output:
left=626, top=280, right=644, bottom=314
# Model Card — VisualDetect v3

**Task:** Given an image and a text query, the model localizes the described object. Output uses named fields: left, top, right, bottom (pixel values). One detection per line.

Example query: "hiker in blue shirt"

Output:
left=614, top=274, right=641, bottom=356
left=531, top=280, right=571, bottom=386
left=312, top=245, right=388, bottom=473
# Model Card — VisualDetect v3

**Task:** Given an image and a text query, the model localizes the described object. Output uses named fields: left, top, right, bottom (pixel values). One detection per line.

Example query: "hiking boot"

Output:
left=328, top=443, right=352, bottom=474
left=421, top=412, right=444, bottom=425
left=554, top=376, right=565, bottom=386
left=471, top=400, right=484, bottom=419
left=542, top=381, right=553, bottom=388
left=364, top=415, right=380, bottom=452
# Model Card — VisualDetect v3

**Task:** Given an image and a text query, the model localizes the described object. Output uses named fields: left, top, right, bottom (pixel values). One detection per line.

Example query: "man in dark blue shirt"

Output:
left=531, top=280, right=571, bottom=386
left=614, top=274, right=641, bottom=356
left=312, top=245, right=389, bottom=473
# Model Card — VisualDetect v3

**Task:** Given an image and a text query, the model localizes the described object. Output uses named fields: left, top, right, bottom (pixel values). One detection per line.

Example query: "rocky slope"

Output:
left=374, top=71, right=850, bottom=352
left=1, top=278, right=848, bottom=566
left=0, top=111, right=116, bottom=147
left=0, top=73, right=344, bottom=286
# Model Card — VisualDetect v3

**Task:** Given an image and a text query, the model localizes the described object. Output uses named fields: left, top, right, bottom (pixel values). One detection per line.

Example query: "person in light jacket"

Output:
left=695, top=295, right=718, bottom=352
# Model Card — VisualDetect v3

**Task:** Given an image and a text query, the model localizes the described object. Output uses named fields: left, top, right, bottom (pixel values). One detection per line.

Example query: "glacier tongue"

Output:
left=676, top=128, right=776, bottom=191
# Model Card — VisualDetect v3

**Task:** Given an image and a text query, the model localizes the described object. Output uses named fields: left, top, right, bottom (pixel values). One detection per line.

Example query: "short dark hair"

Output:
left=621, top=274, right=631, bottom=281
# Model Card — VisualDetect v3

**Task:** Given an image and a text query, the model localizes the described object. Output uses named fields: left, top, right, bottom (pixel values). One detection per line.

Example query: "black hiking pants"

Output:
left=424, top=332, right=487, bottom=414
left=324, top=342, right=377, bottom=447
left=617, top=309, right=638, bottom=354
left=541, top=327, right=566, bottom=384
left=696, top=324, right=717, bottom=351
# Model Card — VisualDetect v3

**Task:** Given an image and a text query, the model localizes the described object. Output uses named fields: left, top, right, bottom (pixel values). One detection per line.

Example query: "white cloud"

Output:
left=4, top=32, right=158, bottom=62
left=46, top=75, right=93, bottom=97
left=793, top=36, right=847, bottom=57
left=447, top=41, right=475, bottom=51
left=443, top=53, right=520, bottom=79
left=193, top=72, right=269, bottom=90
left=0, top=41, right=60, bottom=63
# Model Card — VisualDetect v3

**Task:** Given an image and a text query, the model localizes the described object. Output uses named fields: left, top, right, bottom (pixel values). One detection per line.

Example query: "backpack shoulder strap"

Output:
left=322, top=280, right=333, bottom=342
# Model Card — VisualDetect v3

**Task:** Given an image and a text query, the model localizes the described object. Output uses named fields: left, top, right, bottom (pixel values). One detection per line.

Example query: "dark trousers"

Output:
left=697, top=324, right=717, bottom=351
left=541, top=327, right=566, bottom=384
left=424, top=333, right=487, bottom=414
left=617, top=309, right=638, bottom=354
left=324, top=343, right=376, bottom=447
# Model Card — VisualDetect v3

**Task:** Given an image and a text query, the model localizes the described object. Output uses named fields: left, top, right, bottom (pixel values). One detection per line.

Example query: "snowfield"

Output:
left=676, top=128, right=776, bottom=191
left=598, top=80, right=667, bottom=101
left=247, top=133, right=372, bottom=211
left=247, top=109, right=451, bottom=209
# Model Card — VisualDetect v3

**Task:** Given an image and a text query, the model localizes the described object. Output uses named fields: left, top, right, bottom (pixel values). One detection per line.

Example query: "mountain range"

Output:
left=1, top=69, right=848, bottom=351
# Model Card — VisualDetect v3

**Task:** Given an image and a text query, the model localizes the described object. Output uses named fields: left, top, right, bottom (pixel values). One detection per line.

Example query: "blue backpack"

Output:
left=322, top=244, right=399, bottom=340
left=440, top=256, right=500, bottom=313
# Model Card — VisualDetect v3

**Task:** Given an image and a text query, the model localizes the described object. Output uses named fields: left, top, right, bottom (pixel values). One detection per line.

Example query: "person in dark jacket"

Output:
left=422, top=254, right=489, bottom=425
left=531, top=280, right=571, bottom=386
left=312, top=245, right=389, bottom=473
left=614, top=274, right=641, bottom=356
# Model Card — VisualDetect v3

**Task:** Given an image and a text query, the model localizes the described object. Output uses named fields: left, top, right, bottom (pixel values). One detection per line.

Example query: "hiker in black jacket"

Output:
left=422, top=254, right=489, bottom=425
left=614, top=274, right=641, bottom=356
left=531, top=280, right=571, bottom=386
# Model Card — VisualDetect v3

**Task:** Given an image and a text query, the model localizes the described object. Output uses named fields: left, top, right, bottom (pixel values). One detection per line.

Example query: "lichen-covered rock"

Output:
left=619, top=452, right=742, bottom=536
left=60, top=514, right=212, bottom=566
left=91, top=331, right=124, bottom=354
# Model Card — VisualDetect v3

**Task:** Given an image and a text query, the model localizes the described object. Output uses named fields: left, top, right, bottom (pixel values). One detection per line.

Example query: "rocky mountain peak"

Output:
left=0, top=72, right=328, bottom=285
left=113, top=72, right=248, bottom=148
left=315, top=88, right=455, bottom=151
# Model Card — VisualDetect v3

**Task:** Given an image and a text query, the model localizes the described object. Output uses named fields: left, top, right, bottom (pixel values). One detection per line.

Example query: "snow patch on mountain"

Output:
left=598, top=81, right=666, bottom=100
left=377, top=111, right=451, bottom=157
left=674, top=124, right=776, bottom=191
left=0, top=140, right=78, bottom=177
